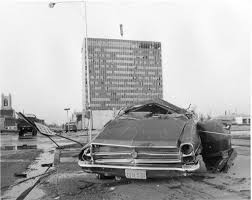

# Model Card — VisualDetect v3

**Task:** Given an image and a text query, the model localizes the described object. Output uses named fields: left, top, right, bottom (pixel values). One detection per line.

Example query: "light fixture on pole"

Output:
left=49, top=1, right=92, bottom=141
left=64, top=108, right=70, bottom=132
left=49, top=1, right=83, bottom=8
left=48, top=2, right=55, bottom=8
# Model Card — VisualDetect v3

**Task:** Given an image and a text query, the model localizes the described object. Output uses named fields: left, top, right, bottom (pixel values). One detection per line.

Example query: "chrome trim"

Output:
left=95, top=159, right=133, bottom=163
left=194, top=144, right=201, bottom=154
left=182, top=153, right=194, bottom=157
left=94, top=152, right=131, bottom=156
left=138, top=152, right=180, bottom=156
left=200, top=130, right=231, bottom=136
left=82, top=146, right=91, bottom=161
left=78, top=160, right=200, bottom=172
left=90, top=144, right=94, bottom=162
left=92, top=142, right=178, bottom=148
left=93, top=152, right=180, bottom=156
left=135, top=159, right=181, bottom=164
left=90, top=144, right=182, bottom=164
left=94, top=158, right=181, bottom=164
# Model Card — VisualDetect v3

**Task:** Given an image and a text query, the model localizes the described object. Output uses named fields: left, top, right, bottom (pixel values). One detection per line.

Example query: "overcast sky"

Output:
left=0, top=0, right=250, bottom=124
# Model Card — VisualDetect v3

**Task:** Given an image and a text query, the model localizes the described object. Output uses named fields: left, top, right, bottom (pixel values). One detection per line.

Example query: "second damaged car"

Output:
left=78, top=99, right=236, bottom=179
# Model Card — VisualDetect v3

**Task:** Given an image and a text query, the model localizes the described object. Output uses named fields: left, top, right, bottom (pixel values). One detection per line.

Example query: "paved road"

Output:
left=0, top=131, right=89, bottom=200
left=0, top=131, right=89, bottom=149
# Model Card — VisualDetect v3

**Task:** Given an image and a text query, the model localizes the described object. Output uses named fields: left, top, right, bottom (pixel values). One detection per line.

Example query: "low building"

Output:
left=72, top=110, right=117, bottom=130
left=72, top=112, right=83, bottom=130
left=235, top=115, right=250, bottom=125
left=215, top=114, right=250, bottom=125
left=214, top=115, right=235, bottom=125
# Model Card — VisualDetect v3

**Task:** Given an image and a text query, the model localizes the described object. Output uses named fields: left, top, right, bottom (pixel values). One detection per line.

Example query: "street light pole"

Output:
left=49, top=0, right=92, bottom=142
left=83, top=1, right=92, bottom=142
left=64, top=108, right=70, bottom=132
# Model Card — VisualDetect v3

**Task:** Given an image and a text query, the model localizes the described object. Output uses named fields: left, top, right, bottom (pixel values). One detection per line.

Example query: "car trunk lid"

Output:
left=93, top=118, right=187, bottom=147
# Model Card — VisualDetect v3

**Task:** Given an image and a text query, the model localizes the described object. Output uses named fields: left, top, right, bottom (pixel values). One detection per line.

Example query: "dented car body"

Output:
left=78, top=99, right=236, bottom=179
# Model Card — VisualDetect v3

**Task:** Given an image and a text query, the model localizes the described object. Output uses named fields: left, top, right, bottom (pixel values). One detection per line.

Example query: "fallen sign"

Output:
left=16, top=112, right=84, bottom=148
left=41, top=163, right=53, bottom=167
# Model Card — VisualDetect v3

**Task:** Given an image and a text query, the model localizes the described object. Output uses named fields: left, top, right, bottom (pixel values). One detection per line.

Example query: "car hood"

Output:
left=92, top=118, right=187, bottom=147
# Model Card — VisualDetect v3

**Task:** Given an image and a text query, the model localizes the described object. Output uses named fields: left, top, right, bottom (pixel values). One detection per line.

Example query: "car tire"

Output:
left=96, top=174, right=114, bottom=180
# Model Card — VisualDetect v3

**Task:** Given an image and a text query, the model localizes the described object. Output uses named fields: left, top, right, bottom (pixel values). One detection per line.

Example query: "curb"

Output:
left=53, top=149, right=61, bottom=166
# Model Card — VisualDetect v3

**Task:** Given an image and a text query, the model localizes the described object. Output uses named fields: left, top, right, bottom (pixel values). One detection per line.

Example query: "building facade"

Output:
left=235, top=115, right=250, bottom=125
left=215, top=114, right=251, bottom=125
left=0, top=93, right=16, bottom=130
left=82, top=38, right=163, bottom=110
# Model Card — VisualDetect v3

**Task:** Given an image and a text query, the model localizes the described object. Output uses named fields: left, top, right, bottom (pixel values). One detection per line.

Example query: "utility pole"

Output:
left=49, top=0, right=92, bottom=141
left=83, top=1, right=93, bottom=142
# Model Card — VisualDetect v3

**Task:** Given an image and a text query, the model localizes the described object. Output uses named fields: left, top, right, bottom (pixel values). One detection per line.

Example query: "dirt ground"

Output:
left=0, top=149, right=43, bottom=193
left=28, top=137, right=250, bottom=200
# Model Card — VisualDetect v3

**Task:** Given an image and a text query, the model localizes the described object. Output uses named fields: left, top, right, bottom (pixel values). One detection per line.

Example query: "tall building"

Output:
left=82, top=38, right=163, bottom=110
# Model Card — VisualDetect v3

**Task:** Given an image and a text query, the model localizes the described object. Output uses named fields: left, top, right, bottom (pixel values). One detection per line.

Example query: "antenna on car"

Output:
left=186, top=103, right=191, bottom=110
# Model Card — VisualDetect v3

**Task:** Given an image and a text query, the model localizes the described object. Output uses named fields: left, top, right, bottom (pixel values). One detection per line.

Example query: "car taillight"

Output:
left=180, top=143, right=193, bottom=155
left=79, top=146, right=91, bottom=161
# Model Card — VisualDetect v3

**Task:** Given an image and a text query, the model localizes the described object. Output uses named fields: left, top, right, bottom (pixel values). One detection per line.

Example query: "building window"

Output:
left=3, top=99, right=8, bottom=106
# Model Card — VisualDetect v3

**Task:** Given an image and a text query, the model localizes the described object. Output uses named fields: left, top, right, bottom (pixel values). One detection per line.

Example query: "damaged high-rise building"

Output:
left=81, top=38, right=163, bottom=128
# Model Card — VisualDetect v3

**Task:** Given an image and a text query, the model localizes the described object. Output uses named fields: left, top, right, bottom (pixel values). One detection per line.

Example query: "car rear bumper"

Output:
left=78, top=160, right=200, bottom=177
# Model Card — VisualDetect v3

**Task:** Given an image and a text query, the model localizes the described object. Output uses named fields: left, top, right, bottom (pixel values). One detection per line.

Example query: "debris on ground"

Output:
left=108, top=186, right=116, bottom=192
left=14, top=173, right=27, bottom=178
left=17, top=144, right=37, bottom=150
left=41, top=163, right=53, bottom=167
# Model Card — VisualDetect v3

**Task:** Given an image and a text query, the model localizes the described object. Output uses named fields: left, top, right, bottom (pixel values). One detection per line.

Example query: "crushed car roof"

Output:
left=123, top=98, right=188, bottom=114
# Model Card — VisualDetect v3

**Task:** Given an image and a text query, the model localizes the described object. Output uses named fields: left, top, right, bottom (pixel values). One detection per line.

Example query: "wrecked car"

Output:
left=78, top=99, right=236, bottom=179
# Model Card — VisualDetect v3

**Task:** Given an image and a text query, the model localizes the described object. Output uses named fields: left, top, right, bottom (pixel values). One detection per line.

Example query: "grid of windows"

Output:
left=83, top=38, right=163, bottom=110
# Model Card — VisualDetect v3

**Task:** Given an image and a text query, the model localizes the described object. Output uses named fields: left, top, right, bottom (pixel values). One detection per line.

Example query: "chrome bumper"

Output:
left=78, top=160, right=200, bottom=172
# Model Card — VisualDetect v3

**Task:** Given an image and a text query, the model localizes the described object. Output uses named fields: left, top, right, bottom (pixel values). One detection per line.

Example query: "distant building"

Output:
left=234, top=115, right=250, bottom=125
left=215, top=114, right=250, bottom=125
left=72, top=112, right=83, bottom=130
left=0, top=93, right=17, bottom=130
left=214, top=115, right=234, bottom=124
left=82, top=38, right=163, bottom=129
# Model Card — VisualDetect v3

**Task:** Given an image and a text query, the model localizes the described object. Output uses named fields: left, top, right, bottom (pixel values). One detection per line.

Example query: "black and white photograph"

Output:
left=0, top=0, right=250, bottom=199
